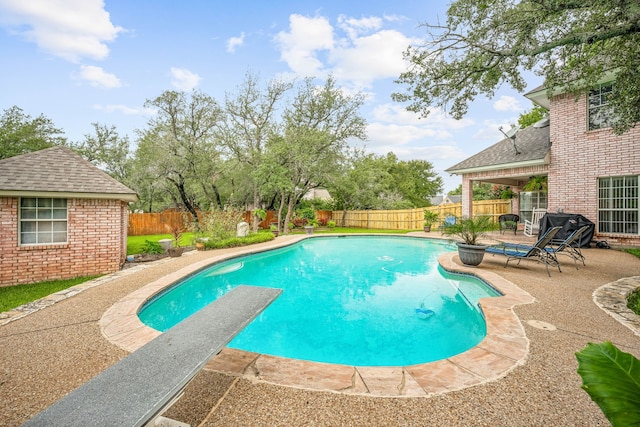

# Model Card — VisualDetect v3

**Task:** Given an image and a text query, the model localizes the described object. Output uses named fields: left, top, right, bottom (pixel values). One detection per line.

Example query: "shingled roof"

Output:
left=0, top=146, right=137, bottom=202
left=446, top=124, right=550, bottom=174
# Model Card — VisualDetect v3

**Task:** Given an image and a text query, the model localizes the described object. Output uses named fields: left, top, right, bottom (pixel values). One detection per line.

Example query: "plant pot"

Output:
left=195, top=242, right=205, bottom=251
left=424, top=225, right=431, bottom=232
left=304, top=226, right=314, bottom=235
left=271, top=230, right=279, bottom=237
left=456, top=242, right=487, bottom=266
left=168, top=247, right=184, bottom=257
left=158, top=239, right=173, bottom=251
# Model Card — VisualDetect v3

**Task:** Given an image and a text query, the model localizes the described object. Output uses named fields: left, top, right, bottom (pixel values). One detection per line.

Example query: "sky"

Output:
left=0, top=0, right=543, bottom=193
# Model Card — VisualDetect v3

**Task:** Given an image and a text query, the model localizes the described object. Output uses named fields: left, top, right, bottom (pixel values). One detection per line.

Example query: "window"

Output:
left=19, top=198, right=68, bottom=245
left=519, top=191, right=548, bottom=223
left=598, top=176, right=639, bottom=235
left=588, top=84, right=615, bottom=130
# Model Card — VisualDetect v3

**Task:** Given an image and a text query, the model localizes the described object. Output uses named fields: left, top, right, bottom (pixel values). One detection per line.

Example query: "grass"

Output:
left=127, top=232, right=195, bottom=255
left=625, top=248, right=640, bottom=315
left=0, top=276, right=101, bottom=313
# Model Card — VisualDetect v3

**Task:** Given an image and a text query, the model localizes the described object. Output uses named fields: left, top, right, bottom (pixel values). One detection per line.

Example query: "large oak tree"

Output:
left=394, top=0, right=640, bottom=134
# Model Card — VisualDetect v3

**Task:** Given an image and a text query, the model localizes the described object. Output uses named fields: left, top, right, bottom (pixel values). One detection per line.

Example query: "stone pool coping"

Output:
left=100, top=235, right=537, bottom=397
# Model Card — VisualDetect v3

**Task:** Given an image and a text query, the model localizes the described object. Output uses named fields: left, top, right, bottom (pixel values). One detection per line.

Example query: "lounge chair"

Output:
left=545, top=225, right=589, bottom=269
left=485, top=226, right=562, bottom=276
left=499, top=214, right=520, bottom=235
left=523, top=207, right=546, bottom=237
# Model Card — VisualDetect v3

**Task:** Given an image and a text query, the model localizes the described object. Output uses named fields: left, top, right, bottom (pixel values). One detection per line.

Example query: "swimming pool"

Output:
left=138, top=236, right=501, bottom=366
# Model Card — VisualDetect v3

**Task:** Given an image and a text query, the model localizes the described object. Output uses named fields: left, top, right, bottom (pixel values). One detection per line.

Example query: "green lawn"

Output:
left=0, top=276, right=100, bottom=313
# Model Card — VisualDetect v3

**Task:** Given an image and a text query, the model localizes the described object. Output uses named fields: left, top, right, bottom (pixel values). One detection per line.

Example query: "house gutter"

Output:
left=446, top=158, right=548, bottom=175
left=0, top=190, right=138, bottom=203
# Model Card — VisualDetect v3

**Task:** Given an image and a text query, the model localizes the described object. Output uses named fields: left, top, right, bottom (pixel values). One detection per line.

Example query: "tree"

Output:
left=279, top=76, right=367, bottom=231
left=386, top=155, right=443, bottom=207
left=393, top=0, right=640, bottom=134
left=518, top=104, right=548, bottom=128
left=70, top=123, right=131, bottom=183
left=133, top=90, right=224, bottom=218
left=219, top=72, right=293, bottom=231
left=0, top=106, right=66, bottom=159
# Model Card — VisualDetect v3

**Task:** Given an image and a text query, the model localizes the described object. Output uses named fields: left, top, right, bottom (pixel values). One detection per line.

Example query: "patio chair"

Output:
left=523, top=207, right=546, bottom=237
left=545, top=225, right=589, bottom=269
left=498, top=214, right=520, bottom=235
left=485, top=226, right=562, bottom=276
left=439, top=215, right=457, bottom=234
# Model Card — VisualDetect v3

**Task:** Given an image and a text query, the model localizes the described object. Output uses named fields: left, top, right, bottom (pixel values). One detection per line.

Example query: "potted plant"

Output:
left=423, top=210, right=439, bottom=232
left=305, top=218, right=318, bottom=235
left=442, top=215, right=498, bottom=266
left=270, top=223, right=279, bottom=237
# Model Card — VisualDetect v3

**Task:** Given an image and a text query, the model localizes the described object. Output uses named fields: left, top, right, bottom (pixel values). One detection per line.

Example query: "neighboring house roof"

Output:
left=446, top=124, right=550, bottom=174
left=444, top=195, right=462, bottom=204
left=429, top=195, right=444, bottom=205
left=0, top=146, right=138, bottom=202
left=302, top=188, right=331, bottom=201
left=429, top=194, right=462, bottom=206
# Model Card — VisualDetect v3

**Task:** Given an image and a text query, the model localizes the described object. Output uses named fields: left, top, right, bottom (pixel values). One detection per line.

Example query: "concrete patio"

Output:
left=1, top=232, right=639, bottom=426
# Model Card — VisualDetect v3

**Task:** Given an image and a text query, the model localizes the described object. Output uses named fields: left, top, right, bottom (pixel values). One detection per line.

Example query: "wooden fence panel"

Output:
left=331, top=199, right=512, bottom=230
left=128, top=200, right=513, bottom=235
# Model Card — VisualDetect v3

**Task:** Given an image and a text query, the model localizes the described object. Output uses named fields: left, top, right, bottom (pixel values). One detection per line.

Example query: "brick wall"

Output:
left=549, top=93, right=640, bottom=243
left=0, top=197, right=128, bottom=287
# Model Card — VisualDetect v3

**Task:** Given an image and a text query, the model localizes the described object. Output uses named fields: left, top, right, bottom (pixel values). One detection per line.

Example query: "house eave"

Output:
left=525, top=70, right=619, bottom=109
left=0, top=190, right=138, bottom=203
left=447, top=158, right=548, bottom=175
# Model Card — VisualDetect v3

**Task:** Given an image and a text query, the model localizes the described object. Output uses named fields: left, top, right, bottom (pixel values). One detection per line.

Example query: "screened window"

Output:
left=20, top=198, right=68, bottom=245
left=598, top=176, right=639, bottom=235
left=588, top=84, right=615, bottom=130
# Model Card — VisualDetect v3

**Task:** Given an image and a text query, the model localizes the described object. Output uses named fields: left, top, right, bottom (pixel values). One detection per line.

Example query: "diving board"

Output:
left=22, top=285, right=281, bottom=427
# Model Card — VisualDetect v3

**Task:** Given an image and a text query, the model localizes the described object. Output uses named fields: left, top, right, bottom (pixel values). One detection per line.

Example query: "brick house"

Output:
left=446, top=82, right=640, bottom=246
left=0, top=146, right=138, bottom=286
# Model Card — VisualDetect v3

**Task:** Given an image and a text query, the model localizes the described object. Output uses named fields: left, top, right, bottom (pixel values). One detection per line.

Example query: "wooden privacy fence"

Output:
left=127, top=200, right=513, bottom=235
left=331, top=199, right=513, bottom=230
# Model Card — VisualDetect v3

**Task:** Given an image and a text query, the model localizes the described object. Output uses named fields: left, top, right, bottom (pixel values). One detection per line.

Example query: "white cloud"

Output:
left=226, top=32, right=245, bottom=53
left=330, top=30, right=415, bottom=88
left=75, top=65, right=121, bottom=88
left=275, top=13, right=419, bottom=90
left=337, top=15, right=382, bottom=40
left=493, top=95, right=522, bottom=112
left=274, top=14, right=334, bottom=76
left=472, top=119, right=517, bottom=141
left=93, top=104, right=156, bottom=116
left=372, top=104, right=473, bottom=130
left=170, top=67, right=202, bottom=91
left=0, top=0, right=124, bottom=62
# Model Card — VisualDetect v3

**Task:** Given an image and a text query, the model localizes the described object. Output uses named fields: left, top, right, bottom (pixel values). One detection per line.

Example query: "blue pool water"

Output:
left=138, top=236, right=501, bottom=366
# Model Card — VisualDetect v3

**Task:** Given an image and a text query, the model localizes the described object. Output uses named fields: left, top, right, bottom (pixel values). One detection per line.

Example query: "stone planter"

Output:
left=456, top=242, right=487, bottom=266
left=424, top=225, right=432, bottom=232
left=158, top=239, right=173, bottom=251
left=304, top=226, right=314, bottom=235
left=167, top=247, right=184, bottom=257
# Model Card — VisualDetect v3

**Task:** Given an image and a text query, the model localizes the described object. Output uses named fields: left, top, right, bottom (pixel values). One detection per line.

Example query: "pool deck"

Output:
left=2, top=232, right=640, bottom=426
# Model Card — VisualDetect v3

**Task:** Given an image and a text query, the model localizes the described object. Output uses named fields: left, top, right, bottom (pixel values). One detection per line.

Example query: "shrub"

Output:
left=627, top=289, right=640, bottom=315
left=203, top=231, right=274, bottom=250
left=199, top=210, right=244, bottom=240
left=141, top=240, right=164, bottom=254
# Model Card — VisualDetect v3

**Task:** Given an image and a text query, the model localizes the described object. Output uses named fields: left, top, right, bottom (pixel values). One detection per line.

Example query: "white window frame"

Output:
left=588, top=84, right=615, bottom=131
left=19, top=197, right=68, bottom=245
left=598, top=176, right=639, bottom=235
